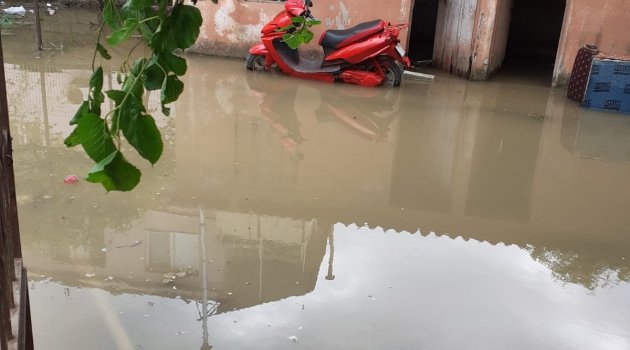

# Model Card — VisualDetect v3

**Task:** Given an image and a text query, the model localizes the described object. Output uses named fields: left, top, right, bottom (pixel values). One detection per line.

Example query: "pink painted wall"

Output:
left=189, top=0, right=412, bottom=58
left=553, top=0, right=630, bottom=87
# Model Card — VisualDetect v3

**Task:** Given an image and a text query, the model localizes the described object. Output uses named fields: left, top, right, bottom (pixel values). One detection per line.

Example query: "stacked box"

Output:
left=582, top=57, right=630, bottom=114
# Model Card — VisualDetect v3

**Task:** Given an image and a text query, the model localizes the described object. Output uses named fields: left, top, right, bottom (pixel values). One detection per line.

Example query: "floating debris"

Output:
left=175, top=331, right=189, bottom=336
left=101, top=248, right=108, bottom=252
left=3, top=6, right=26, bottom=15
left=288, top=335, right=298, bottom=343
left=64, top=175, right=78, bottom=184
left=161, top=279, right=173, bottom=284
left=129, top=240, right=142, bottom=247
left=175, top=271, right=187, bottom=278
left=85, top=273, right=95, bottom=278
left=403, top=70, right=435, bottom=82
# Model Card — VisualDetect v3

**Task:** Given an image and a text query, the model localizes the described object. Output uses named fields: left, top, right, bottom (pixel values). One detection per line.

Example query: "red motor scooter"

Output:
left=246, top=0, right=410, bottom=87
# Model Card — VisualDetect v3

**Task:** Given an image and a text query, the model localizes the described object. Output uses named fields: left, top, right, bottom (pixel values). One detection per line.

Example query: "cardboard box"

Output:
left=582, top=57, right=630, bottom=114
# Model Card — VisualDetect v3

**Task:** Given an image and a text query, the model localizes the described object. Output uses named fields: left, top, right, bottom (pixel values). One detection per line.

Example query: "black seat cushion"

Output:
left=319, top=20, right=386, bottom=50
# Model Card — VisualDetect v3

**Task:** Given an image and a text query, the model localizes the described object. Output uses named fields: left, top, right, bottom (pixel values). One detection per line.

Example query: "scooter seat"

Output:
left=319, top=20, right=386, bottom=50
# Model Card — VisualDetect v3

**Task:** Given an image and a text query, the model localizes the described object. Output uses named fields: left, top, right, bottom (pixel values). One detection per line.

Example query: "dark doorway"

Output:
left=501, top=0, right=566, bottom=83
left=407, top=0, right=439, bottom=63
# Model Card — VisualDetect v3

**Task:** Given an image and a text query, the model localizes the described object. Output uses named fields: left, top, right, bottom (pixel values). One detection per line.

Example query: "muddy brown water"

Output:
left=4, top=11, right=630, bottom=350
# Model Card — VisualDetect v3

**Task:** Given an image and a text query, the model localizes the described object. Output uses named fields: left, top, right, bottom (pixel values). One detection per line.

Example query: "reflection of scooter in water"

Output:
left=315, top=85, right=401, bottom=142
left=247, top=75, right=306, bottom=162
left=248, top=73, right=401, bottom=145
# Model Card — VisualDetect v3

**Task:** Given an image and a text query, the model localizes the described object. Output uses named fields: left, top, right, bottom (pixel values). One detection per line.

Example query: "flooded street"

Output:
left=4, top=11, right=630, bottom=349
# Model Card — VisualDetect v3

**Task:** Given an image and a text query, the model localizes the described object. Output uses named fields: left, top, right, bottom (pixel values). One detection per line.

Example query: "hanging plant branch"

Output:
left=65, top=0, right=213, bottom=192
left=277, top=15, right=321, bottom=49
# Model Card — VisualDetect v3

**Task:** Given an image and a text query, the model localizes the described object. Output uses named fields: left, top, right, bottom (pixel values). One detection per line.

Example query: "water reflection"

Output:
left=6, top=34, right=630, bottom=348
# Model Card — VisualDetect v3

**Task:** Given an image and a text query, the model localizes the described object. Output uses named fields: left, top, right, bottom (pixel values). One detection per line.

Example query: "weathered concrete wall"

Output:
left=553, top=0, right=630, bottom=87
left=190, top=0, right=412, bottom=58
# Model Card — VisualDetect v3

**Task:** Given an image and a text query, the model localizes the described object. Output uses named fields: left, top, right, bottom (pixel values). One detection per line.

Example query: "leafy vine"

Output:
left=64, top=0, right=213, bottom=191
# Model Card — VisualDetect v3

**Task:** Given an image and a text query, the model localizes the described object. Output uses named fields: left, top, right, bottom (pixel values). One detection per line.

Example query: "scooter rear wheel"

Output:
left=246, top=54, right=266, bottom=71
left=381, top=58, right=402, bottom=87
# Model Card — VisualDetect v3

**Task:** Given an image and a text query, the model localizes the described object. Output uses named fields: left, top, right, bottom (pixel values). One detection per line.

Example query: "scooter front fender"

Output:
left=249, top=43, right=268, bottom=56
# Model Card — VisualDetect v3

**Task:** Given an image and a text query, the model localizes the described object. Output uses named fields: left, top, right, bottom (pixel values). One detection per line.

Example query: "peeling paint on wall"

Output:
left=399, top=0, right=410, bottom=23
left=214, top=0, right=268, bottom=43
left=325, top=1, right=351, bottom=29
left=192, top=0, right=412, bottom=58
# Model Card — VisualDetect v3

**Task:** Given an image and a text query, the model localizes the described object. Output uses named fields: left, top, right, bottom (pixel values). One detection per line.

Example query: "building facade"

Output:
left=190, top=0, right=630, bottom=87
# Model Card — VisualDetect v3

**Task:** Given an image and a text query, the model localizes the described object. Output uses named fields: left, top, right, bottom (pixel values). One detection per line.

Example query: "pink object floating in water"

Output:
left=64, top=175, right=79, bottom=184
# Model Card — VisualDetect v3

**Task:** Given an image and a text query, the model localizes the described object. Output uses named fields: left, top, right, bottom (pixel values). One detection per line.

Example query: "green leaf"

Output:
left=306, top=19, right=321, bottom=26
left=130, top=0, right=152, bottom=10
left=103, top=0, right=121, bottom=30
left=170, top=5, right=202, bottom=49
left=276, top=24, right=296, bottom=32
left=301, top=29, right=314, bottom=44
left=107, top=18, right=139, bottom=46
left=138, top=22, right=155, bottom=43
left=158, top=51, right=187, bottom=76
left=106, top=89, right=126, bottom=104
left=70, top=101, right=89, bottom=125
left=160, top=74, right=183, bottom=105
left=150, top=4, right=202, bottom=51
left=86, top=151, right=141, bottom=192
left=96, top=43, right=112, bottom=60
left=64, top=113, right=116, bottom=162
left=282, top=33, right=301, bottom=50
left=143, top=62, right=165, bottom=91
left=130, top=57, right=146, bottom=76
left=120, top=112, right=163, bottom=164
left=89, top=67, right=104, bottom=115
left=90, top=67, right=104, bottom=93
left=121, top=59, right=146, bottom=99
left=291, top=16, right=305, bottom=24
left=106, top=90, right=146, bottom=133
left=107, top=87, right=162, bottom=164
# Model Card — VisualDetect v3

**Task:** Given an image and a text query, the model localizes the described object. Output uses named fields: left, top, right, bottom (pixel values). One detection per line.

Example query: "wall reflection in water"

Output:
left=7, top=52, right=630, bottom=348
